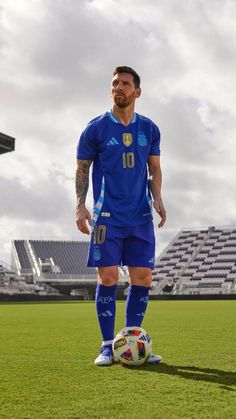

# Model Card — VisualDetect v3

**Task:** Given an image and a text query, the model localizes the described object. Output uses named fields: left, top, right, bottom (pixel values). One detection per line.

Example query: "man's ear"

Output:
left=136, top=88, right=141, bottom=98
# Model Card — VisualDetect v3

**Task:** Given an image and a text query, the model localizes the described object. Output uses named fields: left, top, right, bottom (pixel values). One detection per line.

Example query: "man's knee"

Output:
left=131, top=276, right=152, bottom=287
left=98, top=266, right=119, bottom=286
left=128, top=267, right=152, bottom=287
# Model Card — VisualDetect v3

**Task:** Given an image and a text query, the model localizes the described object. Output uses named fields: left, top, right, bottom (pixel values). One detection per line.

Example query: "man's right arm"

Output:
left=148, top=155, right=166, bottom=228
left=75, top=159, right=93, bottom=234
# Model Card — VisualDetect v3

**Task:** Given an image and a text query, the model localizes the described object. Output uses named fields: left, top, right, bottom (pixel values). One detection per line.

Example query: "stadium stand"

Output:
left=11, top=239, right=129, bottom=298
left=151, top=226, right=236, bottom=296
left=8, top=228, right=236, bottom=300
left=11, top=240, right=94, bottom=298
left=12, top=239, right=96, bottom=277
left=14, top=240, right=32, bottom=270
left=29, top=240, right=94, bottom=275
left=0, top=260, right=56, bottom=297
left=0, top=132, right=15, bottom=155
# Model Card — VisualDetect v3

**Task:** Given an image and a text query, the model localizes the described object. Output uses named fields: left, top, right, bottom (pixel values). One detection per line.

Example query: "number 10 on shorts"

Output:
left=93, top=225, right=106, bottom=244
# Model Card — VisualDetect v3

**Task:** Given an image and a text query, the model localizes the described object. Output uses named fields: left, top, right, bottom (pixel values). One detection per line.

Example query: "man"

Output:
left=76, top=66, right=166, bottom=366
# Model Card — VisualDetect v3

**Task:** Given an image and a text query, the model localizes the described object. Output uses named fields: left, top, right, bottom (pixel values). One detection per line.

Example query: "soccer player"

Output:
left=76, top=66, right=166, bottom=366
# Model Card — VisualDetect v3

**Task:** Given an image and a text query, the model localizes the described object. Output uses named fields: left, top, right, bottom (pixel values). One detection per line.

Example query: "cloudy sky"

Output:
left=0, top=0, right=235, bottom=265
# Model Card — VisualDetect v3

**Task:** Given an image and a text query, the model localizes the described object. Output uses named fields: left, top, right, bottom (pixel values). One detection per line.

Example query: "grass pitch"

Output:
left=0, top=300, right=235, bottom=419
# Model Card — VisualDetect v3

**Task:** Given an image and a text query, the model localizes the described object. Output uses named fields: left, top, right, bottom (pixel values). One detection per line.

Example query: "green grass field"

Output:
left=0, top=300, right=235, bottom=419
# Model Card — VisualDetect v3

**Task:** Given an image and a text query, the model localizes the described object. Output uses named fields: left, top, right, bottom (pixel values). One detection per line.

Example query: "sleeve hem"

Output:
left=76, top=154, right=95, bottom=160
left=148, top=152, right=161, bottom=156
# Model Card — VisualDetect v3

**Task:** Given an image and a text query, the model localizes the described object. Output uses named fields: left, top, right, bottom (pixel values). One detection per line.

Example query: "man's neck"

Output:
left=111, top=105, right=135, bottom=126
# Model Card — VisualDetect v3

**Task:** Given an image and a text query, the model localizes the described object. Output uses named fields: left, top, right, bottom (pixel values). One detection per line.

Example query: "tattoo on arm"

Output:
left=76, top=160, right=92, bottom=207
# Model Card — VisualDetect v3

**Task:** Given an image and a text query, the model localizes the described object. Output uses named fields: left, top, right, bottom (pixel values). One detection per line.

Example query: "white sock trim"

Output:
left=102, top=339, right=113, bottom=346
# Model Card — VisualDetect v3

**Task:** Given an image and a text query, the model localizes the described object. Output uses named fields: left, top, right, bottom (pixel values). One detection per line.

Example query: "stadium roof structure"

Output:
left=0, top=132, right=15, bottom=155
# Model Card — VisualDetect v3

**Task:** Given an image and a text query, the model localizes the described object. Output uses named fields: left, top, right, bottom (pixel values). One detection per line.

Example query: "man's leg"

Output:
left=125, top=267, right=151, bottom=327
left=87, top=223, right=124, bottom=365
left=94, top=266, right=118, bottom=365
left=96, top=266, right=118, bottom=344
left=123, top=222, right=155, bottom=328
left=125, top=267, right=162, bottom=364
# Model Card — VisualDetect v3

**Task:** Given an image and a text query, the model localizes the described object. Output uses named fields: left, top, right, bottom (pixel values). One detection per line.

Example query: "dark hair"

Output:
left=113, top=66, right=141, bottom=88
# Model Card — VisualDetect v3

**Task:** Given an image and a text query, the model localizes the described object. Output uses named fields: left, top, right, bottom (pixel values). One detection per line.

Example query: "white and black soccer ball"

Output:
left=112, top=326, right=152, bottom=366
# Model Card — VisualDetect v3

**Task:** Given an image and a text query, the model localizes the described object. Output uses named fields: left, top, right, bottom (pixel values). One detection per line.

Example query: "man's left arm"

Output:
left=148, top=155, right=166, bottom=228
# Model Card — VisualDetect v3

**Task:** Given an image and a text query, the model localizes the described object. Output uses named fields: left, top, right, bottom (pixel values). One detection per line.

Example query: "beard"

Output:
left=114, top=93, right=134, bottom=108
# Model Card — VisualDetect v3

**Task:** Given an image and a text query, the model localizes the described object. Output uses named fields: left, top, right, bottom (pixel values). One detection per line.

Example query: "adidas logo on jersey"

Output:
left=107, top=137, right=119, bottom=146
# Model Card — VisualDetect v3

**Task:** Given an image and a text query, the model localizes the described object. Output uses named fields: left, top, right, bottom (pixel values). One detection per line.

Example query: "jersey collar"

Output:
left=108, top=111, right=137, bottom=125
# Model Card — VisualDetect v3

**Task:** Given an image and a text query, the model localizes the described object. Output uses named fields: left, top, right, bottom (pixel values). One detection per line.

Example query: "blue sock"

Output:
left=125, top=285, right=150, bottom=327
left=95, top=283, right=117, bottom=345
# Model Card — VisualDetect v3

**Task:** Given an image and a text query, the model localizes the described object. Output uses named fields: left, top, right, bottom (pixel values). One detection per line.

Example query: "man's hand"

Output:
left=153, top=197, right=166, bottom=228
left=76, top=204, right=92, bottom=235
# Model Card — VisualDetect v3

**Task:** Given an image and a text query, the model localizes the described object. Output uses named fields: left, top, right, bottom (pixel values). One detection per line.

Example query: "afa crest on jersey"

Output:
left=138, top=132, right=147, bottom=146
left=123, top=133, right=133, bottom=147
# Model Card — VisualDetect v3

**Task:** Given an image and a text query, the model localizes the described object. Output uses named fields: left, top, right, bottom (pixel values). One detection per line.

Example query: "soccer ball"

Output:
left=112, top=326, right=152, bottom=366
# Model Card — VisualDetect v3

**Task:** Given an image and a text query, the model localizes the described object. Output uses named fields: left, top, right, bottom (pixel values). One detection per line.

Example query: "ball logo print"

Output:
left=112, top=326, right=152, bottom=366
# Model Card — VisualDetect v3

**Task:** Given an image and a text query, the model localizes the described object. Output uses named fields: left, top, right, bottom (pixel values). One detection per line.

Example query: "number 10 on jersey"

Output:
left=122, top=152, right=134, bottom=168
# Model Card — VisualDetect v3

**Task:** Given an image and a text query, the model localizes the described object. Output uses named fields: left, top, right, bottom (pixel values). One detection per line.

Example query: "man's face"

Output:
left=111, top=73, right=141, bottom=108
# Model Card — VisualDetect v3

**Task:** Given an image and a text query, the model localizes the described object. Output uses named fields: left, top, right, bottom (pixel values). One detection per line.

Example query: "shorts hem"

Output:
left=87, top=262, right=120, bottom=268
left=123, top=263, right=154, bottom=270
left=87, top=262, right=154, bottom=269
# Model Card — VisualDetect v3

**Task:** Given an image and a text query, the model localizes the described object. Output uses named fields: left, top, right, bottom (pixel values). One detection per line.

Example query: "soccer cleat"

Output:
left=94, top=344, right=114, bottom=366
left=146, top=353, right=162, bottom=364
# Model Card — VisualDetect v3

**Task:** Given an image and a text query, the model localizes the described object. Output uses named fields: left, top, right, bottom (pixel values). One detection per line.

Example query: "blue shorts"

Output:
left=87, top=221, right=155, bottom=269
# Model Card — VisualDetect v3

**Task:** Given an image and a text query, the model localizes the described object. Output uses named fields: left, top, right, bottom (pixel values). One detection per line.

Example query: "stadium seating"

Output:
left=14, top=240, right=31, bottom=269
left=11, top=239, right=130, bottom=298
left=9, top=229, right=236, bottom=298
left=12, top=239, right=97, bottom=280
left=0, top=262, right=54, bottom=296
left=152, top=226, right=236, bottom=295
left=28, top=240, right=95, bottom=275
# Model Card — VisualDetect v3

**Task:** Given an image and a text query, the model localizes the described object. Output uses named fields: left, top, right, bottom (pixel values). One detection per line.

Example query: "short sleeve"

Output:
left=76, top=122, right=98, bottom=160
left=149, top=122, right=161, bottom=156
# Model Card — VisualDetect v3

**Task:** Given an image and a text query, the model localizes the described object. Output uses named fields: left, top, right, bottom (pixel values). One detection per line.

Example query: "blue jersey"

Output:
left=76, top=111, right=161, bottom=227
